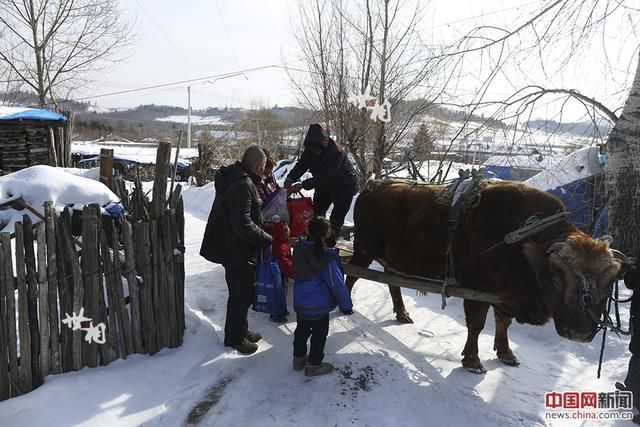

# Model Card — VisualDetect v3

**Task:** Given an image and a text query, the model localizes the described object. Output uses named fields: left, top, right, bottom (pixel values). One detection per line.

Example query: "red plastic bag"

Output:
left=287, top=192, right=314, bottom=238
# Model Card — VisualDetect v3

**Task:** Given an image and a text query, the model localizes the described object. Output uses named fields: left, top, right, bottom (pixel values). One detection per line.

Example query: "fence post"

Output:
left=111, top=224, right=133, bottom=357
left=150, top=220, right=168, bottom=349
left=100, top=148, right=114, bottom=190
left=59, top=211, right=84, bottom=371
left=175, top=196, right=185, bottom=337
left=56, top=211, right=73, bottom=372
left=100, top=229, right=120, bottom=363
left=121, top=220, right=144, bottom=353
left=23, top=215, right=42, bottom=389
left=134, top=222, right=157, bottom=355
left=0, top=236, right=9, bottom=400
left=81, top=205, right=100, bottom=368
left=15, top=221, right=33, bottom=392
left=151, top=142, right=171, bottom=220
left=162, top=213, right=178, bottom=347
left=44, top=202, right=61, bottom=374
left=36, top=221, right=50, bottom=378
left=0, top=233, right=18, bottom=396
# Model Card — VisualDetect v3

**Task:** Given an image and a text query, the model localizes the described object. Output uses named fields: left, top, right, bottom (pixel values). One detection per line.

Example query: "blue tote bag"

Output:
left=253, top=246, right=286, bottom=315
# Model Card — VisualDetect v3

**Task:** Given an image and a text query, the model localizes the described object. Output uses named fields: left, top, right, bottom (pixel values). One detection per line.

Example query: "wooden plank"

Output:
left=80, top=205, right=100, bottom=368
left=134, top=222, right=157, bottom=355
left=169, top=209, right=185, bottom=342
left=0, top=233, right=18, bottom=396
left=100, top=229, right=120, bottom=363
left=59, top=214, right=83, bottom=371
left=151, top=141, right=171, bottom=220
left=22, top=215, right=42, bottom=389
left=55, top=213, right=73, bottom=373
left=169, top=184, right=182, bottom=211
left=35, top=221, right=50, bottom=378
left=0, top=235, right=9, bottom=400
left=44, top=202, right=60, bottom=374
left=151, top=220, right=169, bottom=349
left=48, top=127, right=58, bottom=166
left=121, top=220, right=143, bottom=353
left=95, top=244, right=115, bottom=367
left=15, top=222, right=33, bottom=393
left=342, top=264, right=502, bottom=304
left=99, top=148, right=114, bottom=190
left=167, top=130, right=183, bottom=208
left=162, top=214, right=178, bottom=347
left=111, top=224, right=133, bottom=357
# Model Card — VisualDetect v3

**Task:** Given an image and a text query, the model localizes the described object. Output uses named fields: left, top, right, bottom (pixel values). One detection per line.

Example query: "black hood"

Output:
left=214, top=161, right=260, bottom=194
left=303, top=123, right=329, bottom=149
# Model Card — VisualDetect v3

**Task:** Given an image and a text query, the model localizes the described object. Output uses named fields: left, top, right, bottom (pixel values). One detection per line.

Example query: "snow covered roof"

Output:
left=525, top=146, right=602, bottom=191
left=72, top=141, right=198, bottom=164
left=0, top=165, right=119, bottom=233
left=0, top=106, right=67, bottom=122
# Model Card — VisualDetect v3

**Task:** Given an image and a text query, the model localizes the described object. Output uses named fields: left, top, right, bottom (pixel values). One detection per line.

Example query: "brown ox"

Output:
left=346, top=180, right=624, bottom=373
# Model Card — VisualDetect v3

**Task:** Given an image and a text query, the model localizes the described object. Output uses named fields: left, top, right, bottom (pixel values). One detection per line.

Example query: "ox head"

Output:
left=523, top=233, right=628, bottom=343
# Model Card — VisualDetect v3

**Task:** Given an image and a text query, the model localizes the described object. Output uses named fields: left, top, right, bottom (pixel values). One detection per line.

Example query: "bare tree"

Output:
left=441, top=1, right=640, bottom=254
left=605, top=53, right=640, bottom=257
left=235, top=106, right=287, bottom=155
left=289, top=0, right=443, bottom=179
left=0, top=0, right=136, bottom=107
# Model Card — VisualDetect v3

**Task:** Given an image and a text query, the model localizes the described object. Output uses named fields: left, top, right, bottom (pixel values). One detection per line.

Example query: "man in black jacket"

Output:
left=200, top=145, right=273, bottom=354
left=285, top=124, right=358, bottom=242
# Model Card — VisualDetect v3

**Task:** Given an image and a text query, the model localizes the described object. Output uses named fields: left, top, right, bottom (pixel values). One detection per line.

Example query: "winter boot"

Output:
left=304, top=362, right=334, bottom=377
left=231, top=338, right=258, bottom=355
left=269, top=314, right=288, bottom=323
left=293, top=356, right=307, bottom=371
left=245, top=330, right=262, bottom=343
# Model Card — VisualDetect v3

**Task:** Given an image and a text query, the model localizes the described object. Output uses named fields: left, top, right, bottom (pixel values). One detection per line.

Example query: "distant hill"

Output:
left=1, top=91, right=614, bottom=141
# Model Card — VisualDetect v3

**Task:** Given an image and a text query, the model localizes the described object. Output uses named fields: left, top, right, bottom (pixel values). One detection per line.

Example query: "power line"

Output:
left=62, top=65, right=280, bottom=103
left=134, top=0, right=200, bottom=72
left=214, top=0, right=241, bottom=68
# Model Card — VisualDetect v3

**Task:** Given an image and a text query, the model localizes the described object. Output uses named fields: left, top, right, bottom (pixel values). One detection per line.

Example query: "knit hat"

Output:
left=303, top=124, right=329, bottom=149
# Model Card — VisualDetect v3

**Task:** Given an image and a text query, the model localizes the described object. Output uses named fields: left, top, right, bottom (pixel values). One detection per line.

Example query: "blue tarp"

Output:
left=547, top=178, right=608, bottom=237
left=0, top=108, right=67, bottom=122
left=483, top=165, right=512, bottom=180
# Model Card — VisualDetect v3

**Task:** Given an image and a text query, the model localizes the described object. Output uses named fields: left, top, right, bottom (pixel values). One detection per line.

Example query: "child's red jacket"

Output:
left=264, top=218, right=293, bottom=279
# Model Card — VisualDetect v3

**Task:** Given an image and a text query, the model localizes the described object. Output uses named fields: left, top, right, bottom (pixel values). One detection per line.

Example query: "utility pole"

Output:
left=187, top=86, right=192, bottom=148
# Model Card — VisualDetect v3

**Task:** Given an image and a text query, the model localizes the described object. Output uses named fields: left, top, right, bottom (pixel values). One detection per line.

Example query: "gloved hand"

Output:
left=341, top=308, right=354, bottom=315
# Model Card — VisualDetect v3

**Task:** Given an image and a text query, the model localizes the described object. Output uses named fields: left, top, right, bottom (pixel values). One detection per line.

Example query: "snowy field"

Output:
left=156, top=115, right=231, bottom=126
left=0, top=175, right=634, bottom=427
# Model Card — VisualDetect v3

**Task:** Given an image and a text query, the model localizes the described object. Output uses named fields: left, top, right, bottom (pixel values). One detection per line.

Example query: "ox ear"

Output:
left=523, top=241, right=549, bottom=280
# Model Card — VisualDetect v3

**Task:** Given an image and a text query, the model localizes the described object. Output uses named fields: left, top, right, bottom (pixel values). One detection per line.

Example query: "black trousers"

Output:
left=625, top=352, right=640, bottom=410
left=313, top=184, right=357, bottom=231
left=223, top=264, right=256, bottom=347
left=293, top=314, right=330, bottom=365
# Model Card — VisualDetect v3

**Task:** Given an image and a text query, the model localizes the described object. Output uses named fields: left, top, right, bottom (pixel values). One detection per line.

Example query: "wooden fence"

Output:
left=0, top=171, right=185, bottom=402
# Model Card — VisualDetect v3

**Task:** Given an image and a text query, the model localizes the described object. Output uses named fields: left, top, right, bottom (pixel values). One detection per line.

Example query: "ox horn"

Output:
left=610, top=248, right=634, bottom=265
left=546, top=241, right=567, bottom=254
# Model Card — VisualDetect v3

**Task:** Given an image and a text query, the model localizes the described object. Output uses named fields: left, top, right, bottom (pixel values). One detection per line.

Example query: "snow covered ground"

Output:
left=156, top=115, right=231, bottom=126
left=0, top=180, right=634, bottom=427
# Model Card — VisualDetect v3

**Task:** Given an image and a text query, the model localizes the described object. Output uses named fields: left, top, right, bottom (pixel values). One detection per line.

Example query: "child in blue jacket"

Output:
left=292, top=216, right=353, bottom=377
